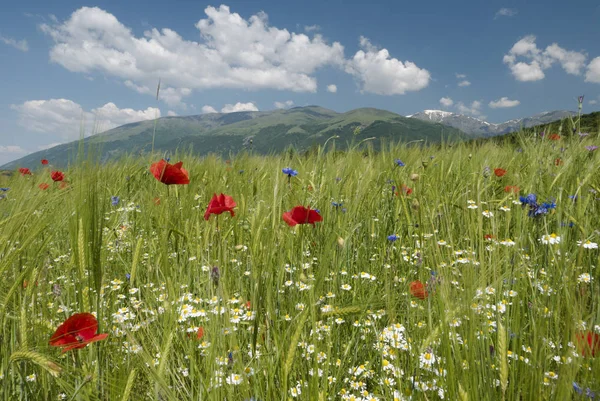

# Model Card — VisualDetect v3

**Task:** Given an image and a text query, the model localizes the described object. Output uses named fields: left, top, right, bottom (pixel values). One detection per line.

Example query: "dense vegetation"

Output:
left=0, top=128, right=599, bottom=400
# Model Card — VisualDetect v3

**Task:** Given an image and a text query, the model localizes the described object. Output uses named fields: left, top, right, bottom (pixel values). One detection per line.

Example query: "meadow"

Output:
left=0, top=131, right=599, bottom=401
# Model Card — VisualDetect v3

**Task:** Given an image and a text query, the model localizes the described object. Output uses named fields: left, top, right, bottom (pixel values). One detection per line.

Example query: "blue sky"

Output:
left=1, top=0, right=600, bottom=164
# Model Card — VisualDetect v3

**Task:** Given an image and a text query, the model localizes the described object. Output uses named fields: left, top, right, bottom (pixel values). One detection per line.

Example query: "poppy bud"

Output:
left=211, top=266, right=220, bottom=286
left=410, top=173, right=419, bottom=182
left=411, top=199, right=420, bottom=211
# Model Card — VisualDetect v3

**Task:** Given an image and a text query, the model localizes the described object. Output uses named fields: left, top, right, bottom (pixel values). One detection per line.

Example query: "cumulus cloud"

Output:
left=585, top=57, right=600, bottom=83
left=345, top=37, right=430, bottom=95
left=326, top=84, right=337, bottom=93
left=495, top=8, right=517, bottom=18
left=489, top=97, right=520, bottom=108
left=221, top=102, right=259, bottom=113
left=167, top=110, right=178, bottom=116
left=11, top=99, right=160, bottom=139
left=201, top=105, right=218, bottom=114
left=503, top=35, right=587, bottom=81
left=456, top=100, right=485, bottom=119
left=0, top=145, right=27, bottom=154
left=40, top=6, right=346, bottom=105
left=439, top=97, right=454, bottom=107
left=588, top=99, right=597, bottom=105
left=274, top=100, right=294, bottom=109
left=0, top=35, right=29, bottom=52
left=458, top=80, right=471, bottom=87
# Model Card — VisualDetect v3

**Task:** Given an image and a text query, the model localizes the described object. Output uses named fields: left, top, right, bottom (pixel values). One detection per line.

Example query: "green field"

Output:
left=0, top=131, right=599, bottom=400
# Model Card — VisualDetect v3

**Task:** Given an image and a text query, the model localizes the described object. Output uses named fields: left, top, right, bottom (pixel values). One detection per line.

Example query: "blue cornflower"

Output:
left=541, top=201, right=556, bottom=210
left=165, top=157, right=170, bottom=162
left=520, top=194, right=537, bottom=206
left=0, top=187, right=9, bottom=192
left=331, top=201, right=343, bottom=208
left=387, top=234, right=398, bottom=242
left=394, top=159, right=405, bottom=167
left=573, top=382, right=583, bottom=395
left=282, top=167, right=298, bottom=177
left=125, top=273, right=131, bottom=280
left=111, top=196, right=120, bottom=206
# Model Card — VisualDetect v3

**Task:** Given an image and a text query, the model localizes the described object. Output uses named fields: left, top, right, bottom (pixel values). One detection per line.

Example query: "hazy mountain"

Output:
left=408, top=109, right=577, bottom=136
left=2, top=106, right=466, bottom=169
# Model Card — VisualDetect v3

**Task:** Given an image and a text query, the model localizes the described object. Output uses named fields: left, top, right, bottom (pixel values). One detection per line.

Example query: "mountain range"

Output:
left=408, top=110, right=577, bottom=136
left=1, top=106, right=465, bottom=169
left=1, top=106, right=586, bottom=169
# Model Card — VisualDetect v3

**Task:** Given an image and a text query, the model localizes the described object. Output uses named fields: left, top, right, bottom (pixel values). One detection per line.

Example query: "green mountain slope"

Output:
left=2, top=106, right=465, bottom=169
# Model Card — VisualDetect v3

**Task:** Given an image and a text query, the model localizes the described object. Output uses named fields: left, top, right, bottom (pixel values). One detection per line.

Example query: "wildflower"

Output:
left=26, top=374, right=36, bottom=382
left=226, top=373, right=243, bottom=385
left=540, top=234, right=560, bottom=245
left=578, top=240, right=598, bottom=249
left=410, top=173, right=419, bottom=181
left=482, top=210, right=494, bottom=218
left=409, top=280, right=428, bottom=300
left=578, top=273, right=591, bottom=284
left=494, top=168, right=507, bottom=177
left=111, top=196, right=120, bottom=206
left=499, top=239, right=515, bottom=246
left=576, top=331, right=600, bottom=357
left=41, top=159, right=49, bottom=165
left=282, top=167, right=298, bottom=177
left=387, top=234, right=398, bottom=242
left=150, top=159, right=190, bottom=185
left=204, top=193, right=236, bottom=220
left=39, top=183, right=50, bottom=191
left=419, top=351, right=436, bottom=367
left=401, top=185, right=412, bottom=195
left=49, top=313, right=108, bottom=353
left=394, top=159, right=405, bottom=167
left=282, top=206, right=323, bottom=226
left=19, top=167, right=32, bottom=176
left=51, top=171, right=65, bottom=182
left=520, top=194, right=537, bottom=206
left=548, top=134, right=561, bottom=140
left=504, top=185, right=520, bottom=193
left=554, top=158, right=563, bottom=166
left=586, top=145, right=598, bottom=152
left=197, top=327, right=205, bottom=340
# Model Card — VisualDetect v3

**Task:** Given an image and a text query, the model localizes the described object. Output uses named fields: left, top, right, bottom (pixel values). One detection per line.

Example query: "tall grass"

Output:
left=0, top=131, right=598, bottom=400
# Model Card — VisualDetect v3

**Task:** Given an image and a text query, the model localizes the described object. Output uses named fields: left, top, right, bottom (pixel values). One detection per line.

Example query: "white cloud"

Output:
left=489, top=97, right=520, bottom=108
left=345, top=36, right=430, bottom=95
left=455, top=73, right=467, bottom=79
left=201, top=105, right=218, bottom=114
left=503, top=35, right=587, bottom=81
left=456, top=100, right=485, bottom=119
left=439, top=97, right=454, bottom=107
left=40, top=6, right=346, bottom=104
left=274, top=100, right=294, bottom=109
left=588, top=99, right=598, bottom=105
left=495, top=8, right=517, bottom=18
left=221, top=102, right=259, bottom=113
left=585, top=57, right=600, bottom=83
left=326, top=84, right=337, bottom=93
left=11, top=99, right=160, bottom=139
left=458, top=80, right=471, bottom=87
left=304, top=25, right=320, bottom=32
left=0, top=145, right=27, bottom=154
left=167, top=110, right=178, bottom=116
left=0, top=35, right=29, bottom=52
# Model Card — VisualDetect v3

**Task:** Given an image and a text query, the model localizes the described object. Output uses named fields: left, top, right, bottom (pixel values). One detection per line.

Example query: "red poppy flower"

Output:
left=282, top=206, right=323, bottom=226
left=575, top=331, right=600, bottom=357
left=49, top=313, right=108, bottom=353
left=402, top=185, right=413, bottom=195
left=19, top=167, right=32, bottom=176
left=554, top=158, right=563, bottom=166
left=548, top=134, right=561, bottom=140
left=59, top=182, right=69, bottom=190
left=150, top=159, right=189, bottom=185
left=154, top=197, right=161, bottom=205
left=494, top=168, right=507, bottom=177
left=484, top=234, right=495, bottom=241
left=51, top=171, right=64, bottom=182
left=197, top=326, right=205, bottom=340
left=41, top=159, right=49, bottom=165
left=504, top=185, right=520, bottom=193
left=409, top=280, right=428, bottom=300
left=204, top=193, right=236, bottom=220
left=39, top=183, right=50, bottom=190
